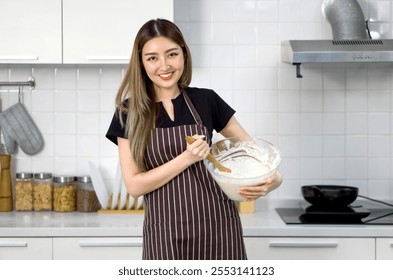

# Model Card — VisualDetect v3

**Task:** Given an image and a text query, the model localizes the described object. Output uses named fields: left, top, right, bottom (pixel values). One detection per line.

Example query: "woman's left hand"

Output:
left=237, top=170, right=283, bottom=201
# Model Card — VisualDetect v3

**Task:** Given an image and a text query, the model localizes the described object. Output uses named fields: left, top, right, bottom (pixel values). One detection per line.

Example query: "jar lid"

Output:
left=16, top=172, right=33, bottom=179
left=77, top=176, right=92, bottom=183
left=53, top=175, right=76, bottom=183
left=34, top=173, right=52, bottom=180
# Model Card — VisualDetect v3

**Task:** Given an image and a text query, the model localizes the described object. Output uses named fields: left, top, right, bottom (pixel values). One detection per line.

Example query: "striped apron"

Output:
left=142, top=91, right=247, bottom=260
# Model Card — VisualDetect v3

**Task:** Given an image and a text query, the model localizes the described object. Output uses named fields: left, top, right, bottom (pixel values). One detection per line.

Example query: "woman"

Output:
left=106, top=19, right=282, bottom=260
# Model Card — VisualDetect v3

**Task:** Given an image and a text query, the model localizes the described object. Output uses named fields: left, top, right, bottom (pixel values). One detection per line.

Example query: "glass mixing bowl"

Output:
left=204, top=137, right=282, bottom=201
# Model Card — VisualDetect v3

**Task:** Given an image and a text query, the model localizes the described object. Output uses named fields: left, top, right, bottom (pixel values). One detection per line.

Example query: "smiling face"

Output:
left=141, top=36, right=185, bottom=98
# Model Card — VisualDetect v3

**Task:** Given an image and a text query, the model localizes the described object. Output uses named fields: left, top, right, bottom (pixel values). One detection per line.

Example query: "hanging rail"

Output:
left=0, top=76, right=35, bottom=90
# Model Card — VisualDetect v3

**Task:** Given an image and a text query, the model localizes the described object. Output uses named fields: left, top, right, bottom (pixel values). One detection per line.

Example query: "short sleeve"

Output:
left=105, top=102, right=128, bottom=145
left=209, top=90, right=235, bottom=133
left=184, top=87, right=235, bottom=140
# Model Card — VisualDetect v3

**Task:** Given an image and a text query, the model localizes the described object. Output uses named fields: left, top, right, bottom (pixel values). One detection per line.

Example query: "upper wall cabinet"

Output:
left=0, top=0, right=62, bottom=64
left=63, top=0, right=174, bottom=64
left=0, top=0, right=173, bottom=65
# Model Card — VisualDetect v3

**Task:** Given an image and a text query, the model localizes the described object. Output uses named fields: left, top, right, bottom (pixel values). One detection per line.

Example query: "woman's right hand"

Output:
left=120, top=134, right=212, bottom=198
left=185, top=135, right=210, bottom=164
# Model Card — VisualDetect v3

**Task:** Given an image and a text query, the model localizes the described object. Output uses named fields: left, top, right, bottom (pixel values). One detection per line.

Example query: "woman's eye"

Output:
left=147, top=56, right=157, bottom=61
left=168, top=52, right=178, bottom=57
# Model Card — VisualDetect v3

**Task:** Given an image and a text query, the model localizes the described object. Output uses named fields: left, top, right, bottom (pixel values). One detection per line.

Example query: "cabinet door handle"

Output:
left=79, top=241, right=143, bottom=248
left=0, top=56, right=39, bottom=60
left=0, top=242, right=28, bottom=247
left=269, top=242, right=338, bottom=248
left=85, top=56, right=129, bottom=61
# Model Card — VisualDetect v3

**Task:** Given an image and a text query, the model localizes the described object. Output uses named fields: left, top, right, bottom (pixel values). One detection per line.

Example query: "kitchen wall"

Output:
left=1, top=0, right=393, bottom=200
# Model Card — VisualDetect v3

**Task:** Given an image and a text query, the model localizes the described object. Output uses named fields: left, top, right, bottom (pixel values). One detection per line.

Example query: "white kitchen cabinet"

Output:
left=0, top=0, right=173, bottom=64
left=53, top=237, right=143, bottom=260
left=376, top=238, right=393, bottom=260
left=0, top=0, right=62, bottom=64
left=62, top=0, right=174, bottom=64
left=0, top=238, right=52, bottom=260
left=244, top=237, right=375, bottom=260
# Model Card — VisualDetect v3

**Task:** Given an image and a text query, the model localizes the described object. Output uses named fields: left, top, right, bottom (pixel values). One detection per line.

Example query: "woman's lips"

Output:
left=159, top=72, right=174, bottom=81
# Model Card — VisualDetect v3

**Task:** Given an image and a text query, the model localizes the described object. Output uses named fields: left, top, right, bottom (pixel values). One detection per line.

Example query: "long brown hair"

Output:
left=115, top=19, right=192, bottom=171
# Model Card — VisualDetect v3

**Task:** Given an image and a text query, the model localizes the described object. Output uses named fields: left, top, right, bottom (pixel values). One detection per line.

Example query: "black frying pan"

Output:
left=301, top=185, right=359, bottom=207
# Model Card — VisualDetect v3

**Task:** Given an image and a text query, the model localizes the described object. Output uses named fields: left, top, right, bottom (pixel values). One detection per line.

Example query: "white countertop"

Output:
left=0, top=199, right=392, bottom=238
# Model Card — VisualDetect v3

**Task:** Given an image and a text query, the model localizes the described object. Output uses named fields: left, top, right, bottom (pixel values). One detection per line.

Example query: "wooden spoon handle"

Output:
left=185, top=136, right=231, bottom=173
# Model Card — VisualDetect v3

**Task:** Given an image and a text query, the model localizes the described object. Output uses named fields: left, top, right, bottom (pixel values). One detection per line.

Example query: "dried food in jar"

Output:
left=53, top=176, right=76, bottom=212
left=14, top=172, right=33, bottom=211
left=77, top=176, right=100, bottom=212
left=33, top=173, right=53, bottom=211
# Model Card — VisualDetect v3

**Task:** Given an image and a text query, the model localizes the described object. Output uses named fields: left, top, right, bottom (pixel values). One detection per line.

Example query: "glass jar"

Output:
left=53, top=176, right=77, bottom=212
left=14, top=172, right=34, bottom=211
left=33, top=173, right=53, bottom=211
left=76, top=176, right=100, bottom=212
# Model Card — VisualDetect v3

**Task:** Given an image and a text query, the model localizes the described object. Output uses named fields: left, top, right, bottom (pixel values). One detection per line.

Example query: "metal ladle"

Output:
left=185, top=136, right=231, bottom=173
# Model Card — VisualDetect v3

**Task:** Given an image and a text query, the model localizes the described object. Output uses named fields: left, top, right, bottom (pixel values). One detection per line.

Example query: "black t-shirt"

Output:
left=105, top=87, right=235, bottom=145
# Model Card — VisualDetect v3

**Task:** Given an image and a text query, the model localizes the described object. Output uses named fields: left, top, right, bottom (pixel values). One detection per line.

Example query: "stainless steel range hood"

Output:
left=281, top=39, right=393, bottom=77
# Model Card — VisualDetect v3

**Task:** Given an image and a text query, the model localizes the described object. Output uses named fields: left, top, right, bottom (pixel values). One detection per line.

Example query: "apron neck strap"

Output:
left=182, top=90, right=203, bottom=125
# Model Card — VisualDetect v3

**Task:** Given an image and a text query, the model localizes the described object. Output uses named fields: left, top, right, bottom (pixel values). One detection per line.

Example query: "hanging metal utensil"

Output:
left=18, top=85, right=23, bottom=103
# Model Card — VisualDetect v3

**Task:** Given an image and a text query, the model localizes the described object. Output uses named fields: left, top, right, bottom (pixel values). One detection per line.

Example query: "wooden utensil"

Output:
left=185, top=136, right=231, bottom=173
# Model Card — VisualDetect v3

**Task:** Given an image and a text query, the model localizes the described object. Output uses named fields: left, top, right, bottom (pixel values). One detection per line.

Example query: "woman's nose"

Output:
left=159, top=58, right=170, bottom=70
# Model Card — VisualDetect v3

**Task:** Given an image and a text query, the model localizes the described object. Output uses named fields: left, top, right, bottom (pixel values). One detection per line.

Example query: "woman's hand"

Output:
left=237, top=170, right=283, bottom=201
left=185, top=135, right=210, bottom=164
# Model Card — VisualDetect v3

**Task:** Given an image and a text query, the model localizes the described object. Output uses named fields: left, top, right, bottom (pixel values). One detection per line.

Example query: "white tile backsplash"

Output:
left=234, top=45, right=256, bottom=67
left=368, top=135, right=391, bottom=157
left=54, top=66, right=77, bottom=90
left=77, top=113, right=100, bottom=135
left=301, top=113, right=323, bottom=134
left=256, top=68, right=278, bottom=90
left=211, top=1, right=234, bottom=22
left=323, top=158, right=346, bottom=179
left=1, top=0, right=393, bottom=200
left=346, top=113, right=368, bottom=135
left=346, top=135, right=368, bottom=157
left=368, top=90, right=390, bottom=112
left=211, top=23, right=235, bottom=45
left=323, top=113, right=345, bottom=134
left=99, top=66, right=124, bottom=91
left=256, top=112, right=278, bottom=135
left=233, top=68, right=256, bottom=90
left=77, top=68, right=100, bottom=90
left=256, top=1, right=279, bottom=22
left=256, top=22, right=279, bottom=44
left=233, top=23, right=257, bottom=44
left=279, top=0, right=302, bottom=22
left=323, top=135, right=346, bottom=157
left=234, top=0, right=257, bottom=22
left=54, top=90, right=76, bottom=113
left=54, top=112, right=76, bottom=134
left=77, top=90, right=100, bottom=112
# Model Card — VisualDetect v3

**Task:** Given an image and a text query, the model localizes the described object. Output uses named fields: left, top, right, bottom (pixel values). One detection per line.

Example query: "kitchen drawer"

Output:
left=244, top=237, right=375, bottom=260
left=53, top=237, right=143, bottom=260
left=376, top=238, right=393, bottom=260
left=0, top=238, right=52, bottom=260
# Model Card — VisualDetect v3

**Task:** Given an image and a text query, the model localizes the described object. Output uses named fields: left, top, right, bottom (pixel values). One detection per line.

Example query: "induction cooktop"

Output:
left=276, top=201, right=393, bottom=225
